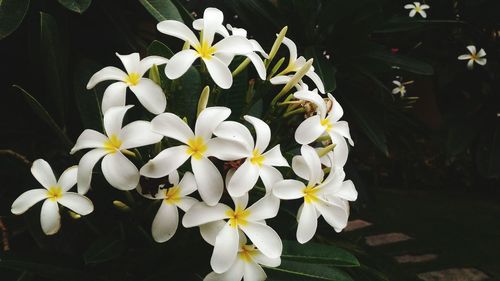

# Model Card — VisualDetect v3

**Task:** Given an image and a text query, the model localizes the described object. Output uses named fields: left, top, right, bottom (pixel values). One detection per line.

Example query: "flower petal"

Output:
left=228, top=159, right=260, bottom=197
left=204, top=259, right=245, bottom=281
left=466, top=45, right=477, bottom=55
left=282, top=37, right=297, bottom=63
left=246, top=52, right=267, bottom=80
left=103, top=105, right=133, bottom=137
left=301, top=144, right=323, bottom=185
left=119, top=121, right=162, bottom=150
left=419, top=10, right=427, bottom=18
left=458, top=54, right=471, bottom=60
left=247, top=194, right=279, bottom=221
left=86, top=66, right=127, bottom=89
left=195, top=106, right=231, bottom=139
left=294, top=89, right=326, bottom=118
left=152, top=202, right=179, bottom=243
left=192, top=157, right=224, bottom=206
left=240, top=221, right=282, bottom=258
left=253, top=253, right=281, bottom=267
left=334, top=180, right=358, bottom=201
left=294, top=115, right=325, bottom=145
left=200, top=220, right=226, bottom=246
left=11, top=189, right=48, bottom=215
left=262, top=145, right=288, bottom=167
left=77, top=149, right=108, bottom=195
left=157, top=20, right=200, bottom=47
left=40, top=199, right=60, bottom=235
left=31, top=159, right=57, bottom=189
left=244, top=260, right=267, bottom=281
left=213, top=121, right=254, bottom=152
left=206, top=138, right=250, bottom=160
left=477, top=48, right=486, bottom=58
left=213, top=36, right=254, bottom=55
left=331, top=120, right=354, bottom=146
left=101, top=152, right=139, bottom=190
left=176, top=197, right=198, bottom=212
left=272, top=180, right=305, bottom=200
left=291, top=155, right=310, bottom=181
left=140, top=145, right=190, bottom=178
left=476, top=58, right=487, bottom=66
left=467, top=59, right=475, bottom=70
left=182, top=202, right=231, bottom=227
left=328, top=94, right=345, bottom=122
left=269, top=75, right=291, bottom=85
left=129, top=78, right=167, bottom=114
left=203, top=56, right=233, bottom=89
left=409, top=9, right=417, bottom=17
left=139, top=55, right=169, bottom=76
left=202, top=7, right=224, bottom=46
left=152, top=112, right=194, bottom=143
left=58, top=166, right=78, bottom=191
left=116, top=53, right=141, bottom=74
left=329, top=133, right=349, bottom=167
left=58, top=193, right=94, bottom=215
left=314, top=198, right=349, bottom=232
left=101, top=82, right=128, bottom=114
left=70, top=129, right=108, bottom=154
left=296, top=202, right=317, bottom=243
left=244, top=115, right=270, bottom=152
left=404, top=4, right=415, bottom=9
left=165, top=49, right=199, bottom=80
left=305, top=70, right=325, bottom=94
left=259, top=165, right=283, bottom=192
left=211, top=222, right=239, bottom=273
left=178, top=171, right=197, bottom=196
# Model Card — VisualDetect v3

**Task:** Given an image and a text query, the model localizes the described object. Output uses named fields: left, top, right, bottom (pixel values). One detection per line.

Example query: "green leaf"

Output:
left=12, top=85, right=73, bottom=149
left=220, top=58, right=249, bottom=119
left=282, top=240, right=359, bottom=267
left=170, top=67, right=202, bottom=122
left=266, top=260, right=353, bottom=281
left=139, top=0, right=183, bottom=22
left=73, top=59, right=104, bottom=131
left=39, top=12, right=68, bottom=124
left=305, top=48, right=337, bottom=93
left=0, top=0, right=30, bottom=40
left=57, top=0, right=91, bottom=14
left=476, top=120, right=500, bottom=178
left=83, top=224, right=126, bottom=264
left=365, top=49, right=434, bottom=75
left=147, top=40, right=174, bottom=58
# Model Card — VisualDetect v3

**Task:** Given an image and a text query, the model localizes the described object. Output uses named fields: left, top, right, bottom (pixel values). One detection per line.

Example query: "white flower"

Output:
left=137, top=170, right=198, bottom=243
left=204, top=235, right=280, bottom=281
left=140, top=107, right=246, bottom=206
left=392, top=80, right=407, bottom=97
left=294, top=90, right=354, bottom=167
left=404, top=2, right=430, bottom=18
left=213, top=115, right=288, bottom=197
left=86, top=53, right=168, bottom=114
left=273, top=145, right=357, bottom=243
left=71, top=105, right=162, bottom=194
left=458, top=45, right=487, bottom=69
left=157, top=7, right=254, bottom=89
left=183, top=193, right=282, bottom=273
left=270, top=37, right=325, bottom=93
left=11, top=160, right=94, bottom=235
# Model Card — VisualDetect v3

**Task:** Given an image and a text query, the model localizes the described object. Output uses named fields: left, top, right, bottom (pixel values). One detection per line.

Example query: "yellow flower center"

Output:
left=226, top=206, right=250, bottom=228
left=415, top=6, right=422, bottom=12
left=320, top=118, right=332, bottom=132
left=250, top=149, right=265, bottom=167
left=124, top=72, right=141, bottom=86
left=164, top=186, right=182, bottom=204
left=303, top=185, right=319, bottom=203
left=186, top=137, right=207, bottom=160
left=239, top=244, right=258, bottom=263
left=195, top=40, right=216, bottom=60
left=47, top=186, right=63, bottom=201
left=103, top=134, right=123, bottom=154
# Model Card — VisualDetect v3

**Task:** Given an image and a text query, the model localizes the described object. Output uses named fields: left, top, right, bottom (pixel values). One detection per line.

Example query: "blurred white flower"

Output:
left=11, top=160, right=94, bottom=235
left=404, top=2, right=430, bottom=18
left=458, top=45, right=487, bottom=69
left=392, top=80, right=407, bottom=97
left=71, top=105, right=162, bottom=194
left=86, top=53, right=168, bottom=114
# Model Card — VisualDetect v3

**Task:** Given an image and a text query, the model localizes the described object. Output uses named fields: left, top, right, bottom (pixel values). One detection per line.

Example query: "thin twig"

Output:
left=0, top=217, right=10, bottom=251
left=0, top=149, right=31, bottom=166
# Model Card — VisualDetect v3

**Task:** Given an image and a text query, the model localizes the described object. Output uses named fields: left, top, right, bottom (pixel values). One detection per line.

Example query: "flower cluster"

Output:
left=11, top=7, right=357, bottom=281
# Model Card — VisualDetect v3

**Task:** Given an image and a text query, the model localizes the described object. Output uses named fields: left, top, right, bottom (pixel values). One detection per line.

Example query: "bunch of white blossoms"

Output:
left=11, top=7, right=357, bottom=281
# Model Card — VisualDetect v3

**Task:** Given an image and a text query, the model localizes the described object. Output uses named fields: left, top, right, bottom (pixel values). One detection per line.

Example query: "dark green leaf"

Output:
left=266, top=260, right=353, bottom=281
left=139, top=0, right=183, bottom=22
left=73, top=59, right=104, bottom=131
left=476, top=120, right=500, bottom=178
left=12, top=85, right=73, bottom=149
left=0, top=0, right=30, bottom=40
left=147, top=40, right=174, bottom=58
left=220, top=58, right=249, bottom=119
left=282, top=240, right=359, bottom=267
left=57, top=0, right=91, bottom=14
left=83, top=224, right=126, bottom=264
left=365, top=49, right=434, bottom=75
left=305, top=48, right=337, bottom=93
left=170, top=67, right=201, bottom=122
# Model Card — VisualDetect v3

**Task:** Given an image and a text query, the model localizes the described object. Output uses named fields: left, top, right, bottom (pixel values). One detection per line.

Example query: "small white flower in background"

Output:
left=183, top=192, right=282, bottom=273
left=294, top=90, right=354, bottom=167
left=86, top=53, right=168, bottom=114
left=11, top=160, right=94, bottom=235
left=204, top=235, right=280, bottom=281
left=137, top=170, right=198, bottom=243
left=157, top=7, right=255, bottom=89
left=213, top=115, right=288, bottom=197
left=404, top=2, right=430, bottom=18
left=270, top=37, right=325, bottom=93
left=273, top=145, right=357, bottom=243
left=71, top=105, right=162, bottom=194
left=392, top=80, right=407, bottom=97
left=140, top=106, right=247, bottom=206
left=458, top=45, right=487, bottom=69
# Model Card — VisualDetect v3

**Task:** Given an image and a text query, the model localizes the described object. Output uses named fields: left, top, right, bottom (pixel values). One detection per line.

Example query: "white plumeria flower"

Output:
left=270, top=37, right=325, bottom=93
left=71, top=105, right=162, bottom=194
left=204, top=235, right=280, bottom=281
left=183, top=193, right=282, bottom=273
left=140, top=106, right=246, bottom=206
left=294, top=90, right=353, bottom=167
left=273, top=145, right=357, bottom=243
left=157, top=7, right=254, bottom=89
left=392, top=80, right=407, bottom=97
left=404, top=2, right=430, bottom=18
left=458, top=45, right=487, bottom=70
left=213, top=115, right=288, bottom=197
left=86, top=53, right=168, bottom=114
left=11, top=160, right=94, bottom=235
left=137, top=170, right=198, bottom=243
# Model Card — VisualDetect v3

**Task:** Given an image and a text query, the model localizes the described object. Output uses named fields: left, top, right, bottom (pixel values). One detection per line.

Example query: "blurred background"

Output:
left=0, top=0, right=499, bottom=280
